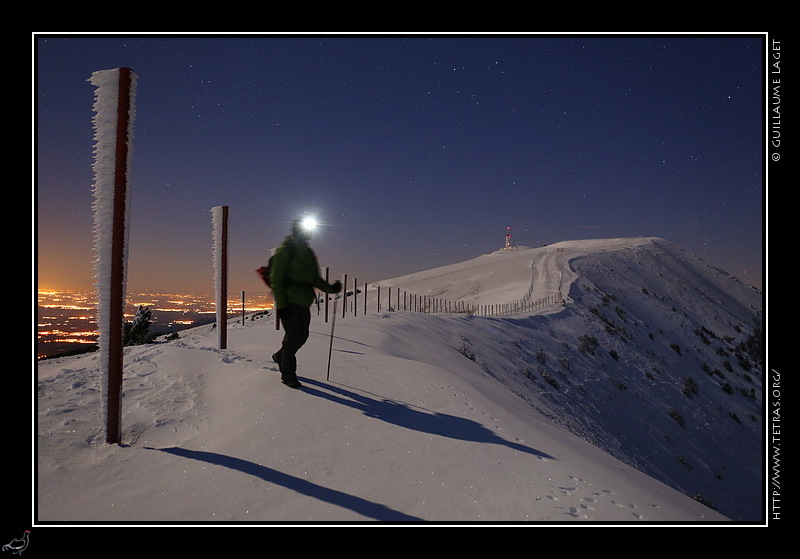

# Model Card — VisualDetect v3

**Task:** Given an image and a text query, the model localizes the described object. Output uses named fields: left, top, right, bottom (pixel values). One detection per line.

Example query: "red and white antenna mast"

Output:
left=504, top=226, right=512, bottom=249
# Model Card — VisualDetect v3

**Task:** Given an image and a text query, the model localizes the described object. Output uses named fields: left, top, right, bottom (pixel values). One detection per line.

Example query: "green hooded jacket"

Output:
left=270, top=235, right=339, bottom=309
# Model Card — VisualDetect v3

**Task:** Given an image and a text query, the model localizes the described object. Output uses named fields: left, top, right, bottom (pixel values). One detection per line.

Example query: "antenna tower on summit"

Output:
left=504, top=226, right=512, bottom=250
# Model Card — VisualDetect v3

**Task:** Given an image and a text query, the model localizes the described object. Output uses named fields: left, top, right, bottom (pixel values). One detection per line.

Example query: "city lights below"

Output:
left=37, top=290, right=275, bottom=359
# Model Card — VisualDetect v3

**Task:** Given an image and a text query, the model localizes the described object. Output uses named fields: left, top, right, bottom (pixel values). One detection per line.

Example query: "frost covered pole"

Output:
left=211, top=206, right=229, bottom=349
left=89, top=67, right=137, bottom=445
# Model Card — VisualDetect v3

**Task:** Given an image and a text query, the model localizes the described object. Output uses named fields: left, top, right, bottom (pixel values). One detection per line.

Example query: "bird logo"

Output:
left=2, top=531, right=29, bottom=555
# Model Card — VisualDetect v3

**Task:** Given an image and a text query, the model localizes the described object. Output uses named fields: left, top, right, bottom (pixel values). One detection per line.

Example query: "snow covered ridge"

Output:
left=372, top=236, right=762, bottom=521
left=36, top=237, right=762, bottom=523
left=374, top=237, right=721, bottom=312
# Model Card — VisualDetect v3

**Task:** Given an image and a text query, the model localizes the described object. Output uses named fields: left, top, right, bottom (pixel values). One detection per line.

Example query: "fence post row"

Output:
left=235, top=255, right=566, bottom=324
left=303, top=270, right=564, bottom=322
left=234, top=285, right=564, bottom=322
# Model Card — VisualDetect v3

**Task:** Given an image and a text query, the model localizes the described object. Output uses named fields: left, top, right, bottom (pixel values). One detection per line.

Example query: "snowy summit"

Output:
left=36, top=237, right=762, bottom=524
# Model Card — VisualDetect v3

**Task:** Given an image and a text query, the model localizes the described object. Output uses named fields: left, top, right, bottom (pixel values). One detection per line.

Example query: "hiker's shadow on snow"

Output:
left=300, top=378, right=556, bottom=461
left=148, top=446, right=423, bottom=522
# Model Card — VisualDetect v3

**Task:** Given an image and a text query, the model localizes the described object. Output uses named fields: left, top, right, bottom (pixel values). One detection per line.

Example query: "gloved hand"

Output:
left=331, top=280, right=343, bottom=293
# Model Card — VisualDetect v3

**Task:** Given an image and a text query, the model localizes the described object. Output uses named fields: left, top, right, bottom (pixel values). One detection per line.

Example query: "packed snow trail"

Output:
left=374, top=237, right=655, bottom=314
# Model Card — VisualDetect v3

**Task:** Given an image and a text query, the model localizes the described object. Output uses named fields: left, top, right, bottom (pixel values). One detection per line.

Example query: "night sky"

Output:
left=35, top=33, right=765, bottom=296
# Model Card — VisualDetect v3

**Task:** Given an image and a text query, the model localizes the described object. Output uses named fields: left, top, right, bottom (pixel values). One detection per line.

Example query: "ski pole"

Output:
left=326, top=297, right=337, bottom=381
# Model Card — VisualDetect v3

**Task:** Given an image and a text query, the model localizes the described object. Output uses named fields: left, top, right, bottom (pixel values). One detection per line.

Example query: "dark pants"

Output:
left=275, top=304, right=311, bottom=383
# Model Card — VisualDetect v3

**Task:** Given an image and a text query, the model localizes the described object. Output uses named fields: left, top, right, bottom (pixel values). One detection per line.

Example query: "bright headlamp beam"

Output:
left=300, top=216, right=318, bottom=231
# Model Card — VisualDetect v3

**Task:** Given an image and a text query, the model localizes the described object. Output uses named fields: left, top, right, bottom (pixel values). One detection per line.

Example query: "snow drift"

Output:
left=36, top=237, right=762, bottom=524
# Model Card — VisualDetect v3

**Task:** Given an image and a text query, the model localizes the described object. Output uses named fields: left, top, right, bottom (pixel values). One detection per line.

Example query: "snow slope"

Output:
left=35, top=237, right=762, bottom=525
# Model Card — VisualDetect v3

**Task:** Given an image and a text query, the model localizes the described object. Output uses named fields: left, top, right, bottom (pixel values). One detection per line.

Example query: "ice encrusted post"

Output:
left=89, top=68, right=137, bottom=445
left=211, top=206, right=229, bottom=349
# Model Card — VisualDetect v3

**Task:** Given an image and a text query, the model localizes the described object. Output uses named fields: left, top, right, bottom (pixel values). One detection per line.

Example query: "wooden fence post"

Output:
left=342, top=274, right=347, bottom=318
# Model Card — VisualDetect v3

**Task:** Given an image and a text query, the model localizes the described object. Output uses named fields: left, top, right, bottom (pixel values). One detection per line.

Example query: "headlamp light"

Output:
left=300, top=216, right=318, bottom=232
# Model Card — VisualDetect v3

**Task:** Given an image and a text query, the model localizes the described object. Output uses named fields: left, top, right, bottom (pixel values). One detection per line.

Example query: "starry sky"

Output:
left=35, top=33, right=765, bottom=296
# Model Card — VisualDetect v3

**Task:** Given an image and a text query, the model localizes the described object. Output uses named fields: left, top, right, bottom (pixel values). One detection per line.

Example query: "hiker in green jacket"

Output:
left=270, top=218, right=342, bottom=388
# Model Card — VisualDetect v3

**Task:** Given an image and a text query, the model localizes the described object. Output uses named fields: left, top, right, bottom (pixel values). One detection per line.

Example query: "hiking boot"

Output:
left=282, top=378, right=303, bottom=389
